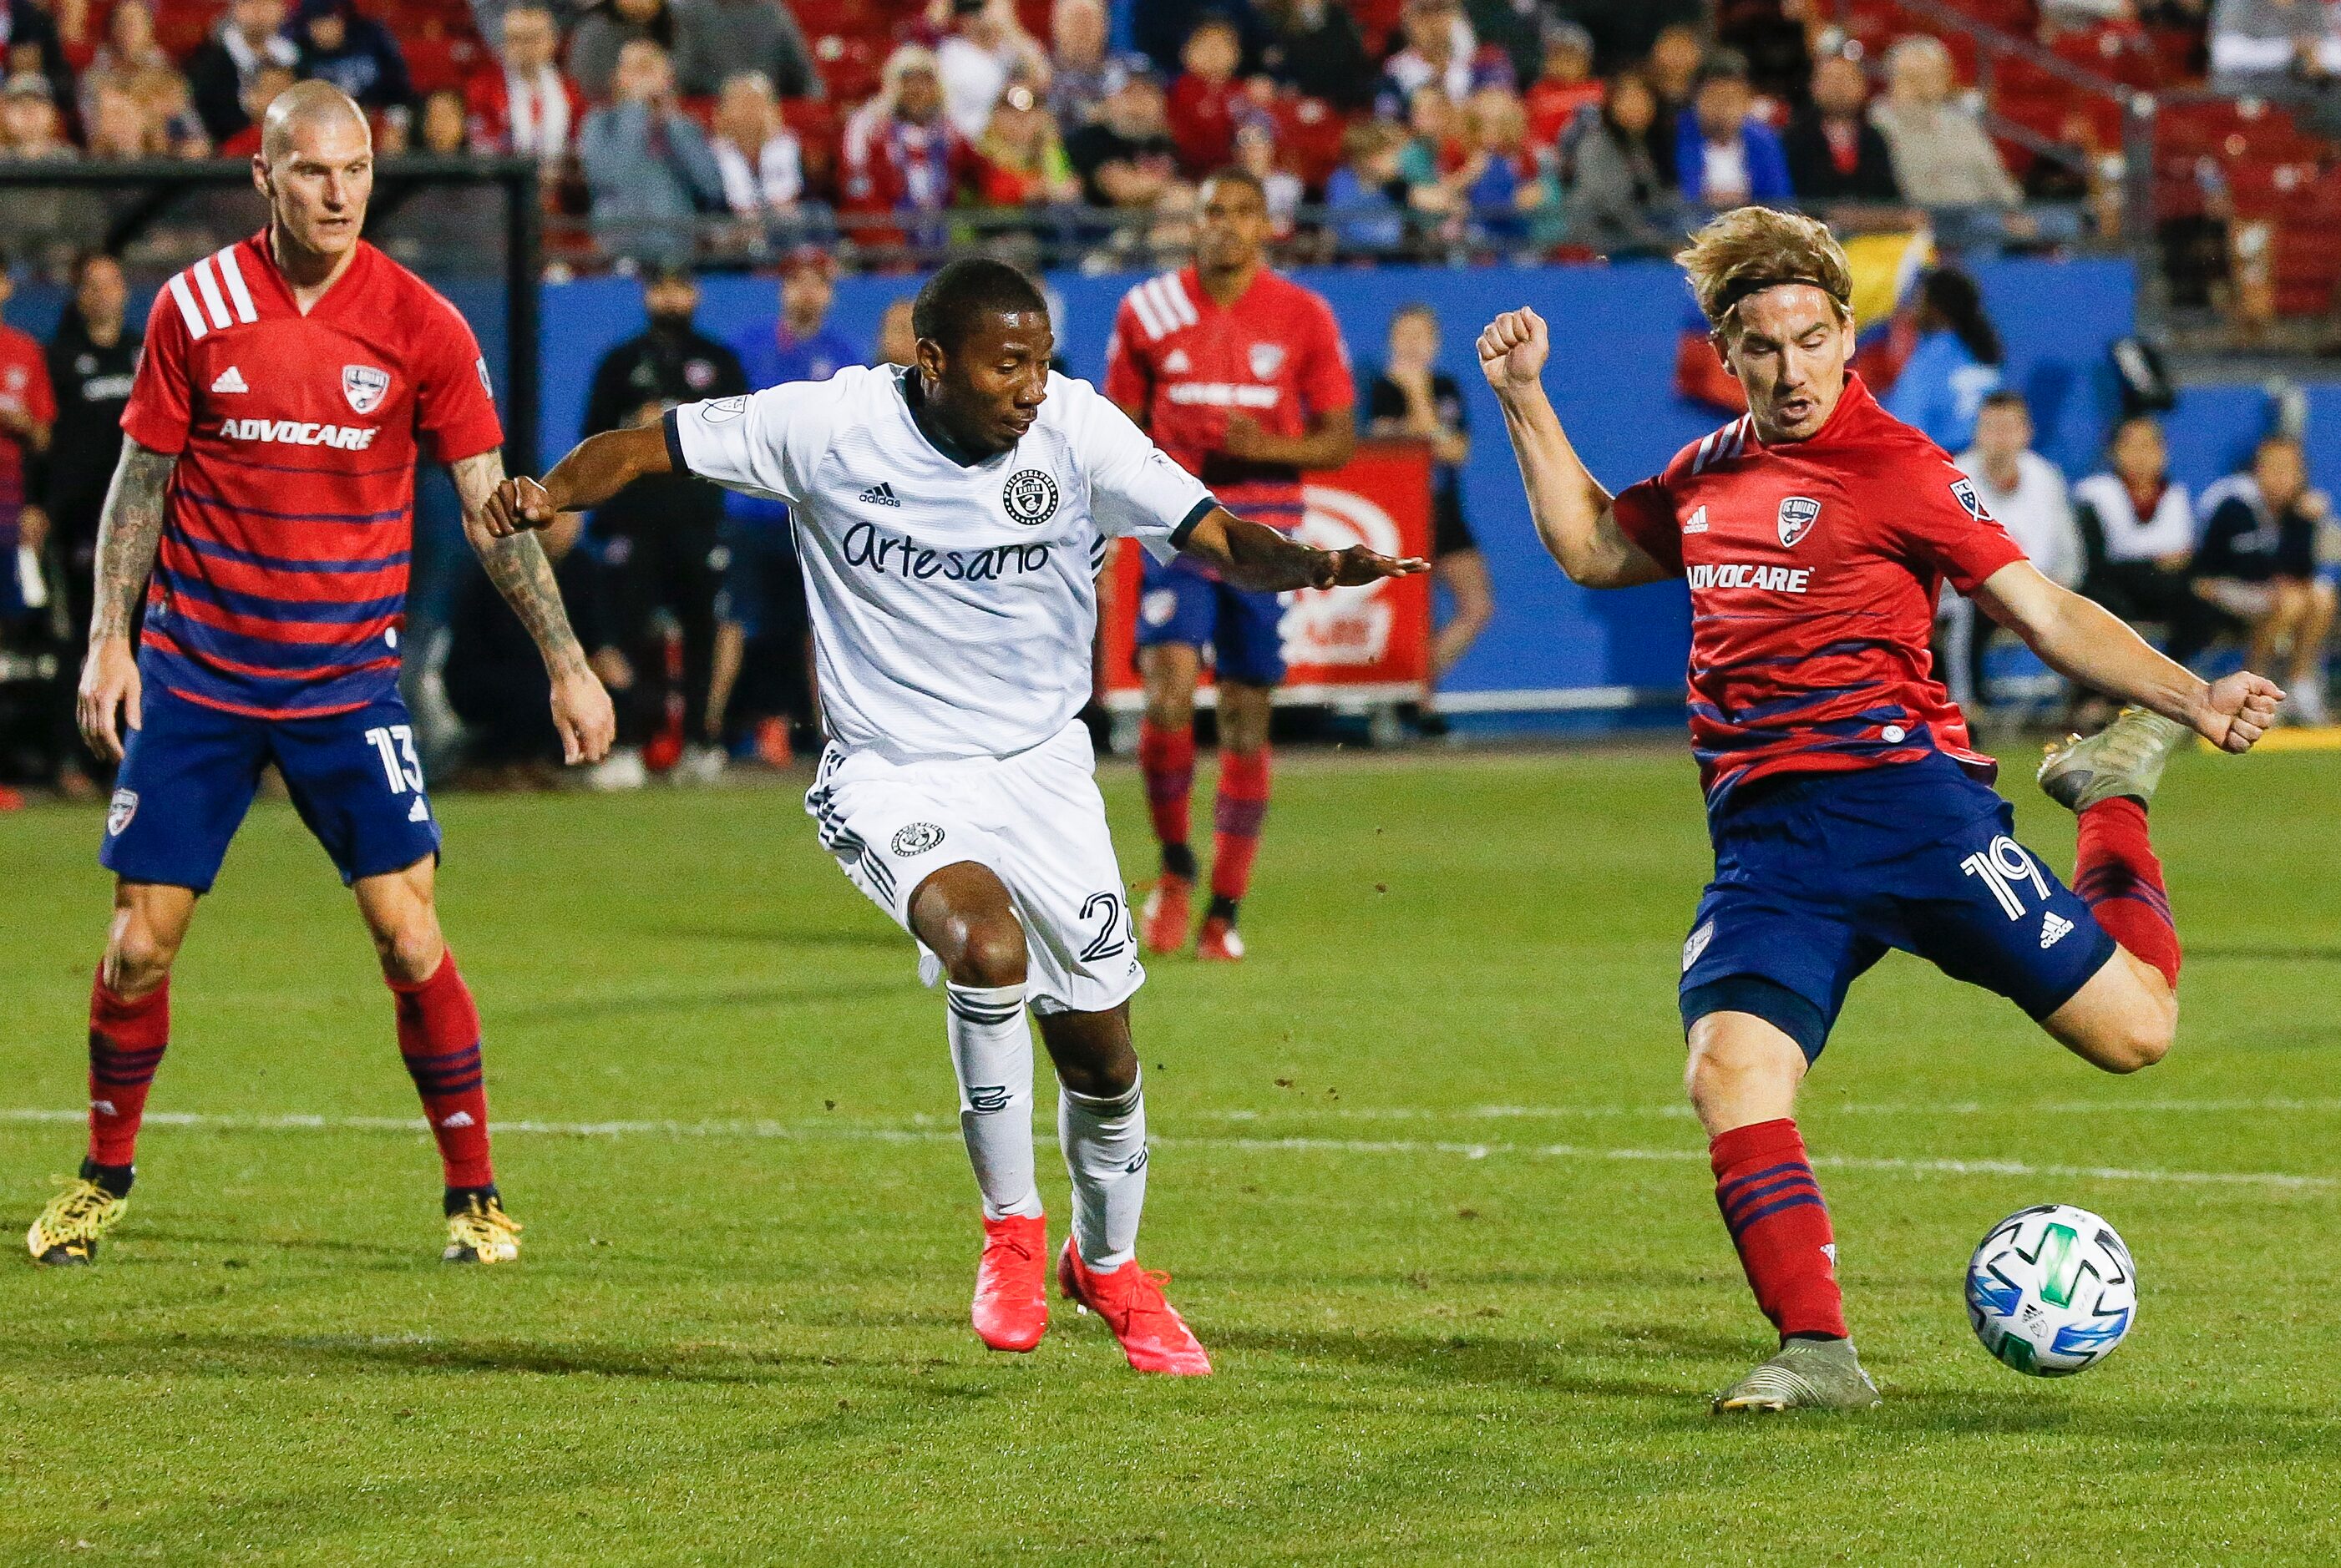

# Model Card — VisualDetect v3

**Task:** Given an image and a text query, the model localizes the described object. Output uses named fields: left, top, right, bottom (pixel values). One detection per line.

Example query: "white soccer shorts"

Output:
left=804, top=719, right=1145, bottom=1015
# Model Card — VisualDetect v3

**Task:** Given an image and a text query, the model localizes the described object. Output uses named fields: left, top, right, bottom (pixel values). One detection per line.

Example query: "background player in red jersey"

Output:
left=25, top=83, right=616, bottom=1269
left=1480, top=208, right=2282, bottom=1411
left=1104, top=169, right=1355, bottom=962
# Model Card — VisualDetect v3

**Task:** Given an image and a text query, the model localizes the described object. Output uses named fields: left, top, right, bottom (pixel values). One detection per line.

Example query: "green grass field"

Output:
left=3, top=746, right=2338, bottom=1565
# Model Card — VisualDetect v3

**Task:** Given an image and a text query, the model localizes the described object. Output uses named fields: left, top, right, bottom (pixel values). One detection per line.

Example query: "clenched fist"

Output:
left=482, top=475, right=559, bottom=539
left=1477, top=307, right=1550, bottom=394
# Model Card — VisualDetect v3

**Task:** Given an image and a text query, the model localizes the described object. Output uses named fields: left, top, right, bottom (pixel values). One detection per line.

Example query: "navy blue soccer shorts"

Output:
left=102, top=682, right=443, bottom=893
left=1678, top=751, right=2119, bottom=1060
left=1134, top=553, right=1288, bottom=686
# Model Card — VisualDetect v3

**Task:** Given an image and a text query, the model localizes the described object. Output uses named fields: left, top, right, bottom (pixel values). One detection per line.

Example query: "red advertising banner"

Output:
left=1101, top=440, right=1435, bottom=707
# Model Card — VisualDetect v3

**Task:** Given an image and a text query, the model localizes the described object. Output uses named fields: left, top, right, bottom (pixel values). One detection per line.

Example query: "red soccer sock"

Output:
left=1710, top=1118, right=1848, bottom=1340
left=1209, top=746, right=1272, bottom=904
left=388, top=951, right=494, bottom=1190
left=2073, top=798, right=2180, bottom=989
left=1137, top=718, right=1196, bottom=864
left=88, top=971, right=170, bottom=1170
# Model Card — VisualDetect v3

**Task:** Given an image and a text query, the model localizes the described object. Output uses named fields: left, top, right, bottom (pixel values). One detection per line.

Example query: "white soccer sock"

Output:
left=1058, top=1073, right=1147, bottom=1271
left=945, top=983, right=1042, bottom=1221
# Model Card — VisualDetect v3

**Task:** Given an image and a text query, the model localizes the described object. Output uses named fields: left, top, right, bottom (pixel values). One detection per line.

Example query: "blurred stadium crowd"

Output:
left=0, top=0, right=2333, bottom=270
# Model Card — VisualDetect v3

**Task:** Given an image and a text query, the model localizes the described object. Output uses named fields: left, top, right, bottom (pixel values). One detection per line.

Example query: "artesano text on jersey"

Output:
left=1611, top=372, right=2027, bottom=807
left=669, top=365, right=1214, bottom=763
left=119, top=235, right=503, bottom=718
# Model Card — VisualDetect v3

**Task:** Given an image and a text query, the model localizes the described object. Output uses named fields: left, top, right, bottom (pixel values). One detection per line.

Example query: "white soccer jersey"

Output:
left=669, top=364, right=1215, bottom=762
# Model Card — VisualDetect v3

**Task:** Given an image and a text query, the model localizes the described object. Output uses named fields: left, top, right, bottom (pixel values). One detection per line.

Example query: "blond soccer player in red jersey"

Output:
left=1480, top=208, right=2282, bottom=1410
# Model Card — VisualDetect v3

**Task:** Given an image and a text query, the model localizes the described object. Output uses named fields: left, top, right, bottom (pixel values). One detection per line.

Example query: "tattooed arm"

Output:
left=450, top=449, right=617, bottom=766
left=76, top=439, right=176, bottom=763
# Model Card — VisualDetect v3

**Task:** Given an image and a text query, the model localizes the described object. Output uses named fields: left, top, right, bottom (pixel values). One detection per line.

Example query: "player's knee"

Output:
left=947, top=918, right=1027, bottom=989
left=2099, top=1012, right=2172, bottom=1074
left=372, top=920, right=446, bottom=984
left=104, top=916, right=180, bottom=995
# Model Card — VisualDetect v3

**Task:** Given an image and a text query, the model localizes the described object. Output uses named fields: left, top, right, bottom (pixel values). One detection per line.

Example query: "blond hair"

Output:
left=1676, top=206, right=1855, bottom=338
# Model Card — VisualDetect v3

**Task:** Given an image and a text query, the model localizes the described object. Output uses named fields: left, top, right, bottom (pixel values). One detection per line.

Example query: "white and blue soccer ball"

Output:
left=1965, top=1204, right=2137, bottom=1376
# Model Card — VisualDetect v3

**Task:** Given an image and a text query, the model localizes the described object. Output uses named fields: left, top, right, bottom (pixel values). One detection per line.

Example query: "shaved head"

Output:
left=261, top=78, right=370, bottom=164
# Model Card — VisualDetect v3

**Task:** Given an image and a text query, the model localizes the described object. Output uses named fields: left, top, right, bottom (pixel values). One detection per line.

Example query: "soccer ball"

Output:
left=1964, top=1204, right=2137, bottom=1376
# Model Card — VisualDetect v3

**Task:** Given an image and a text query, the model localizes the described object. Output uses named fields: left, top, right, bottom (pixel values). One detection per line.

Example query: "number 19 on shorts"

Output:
left=1961, top=836, right=2049, bottom=920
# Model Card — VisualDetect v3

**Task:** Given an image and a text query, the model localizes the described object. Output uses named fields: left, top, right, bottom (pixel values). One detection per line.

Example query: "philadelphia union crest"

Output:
left=1777, top=496, right=1821, bottom=548
left=892, top=822, right=945, bottom=855
left=342, top=364, right=390, bottom=414
left=1002, top=469, right=1059, bottom=526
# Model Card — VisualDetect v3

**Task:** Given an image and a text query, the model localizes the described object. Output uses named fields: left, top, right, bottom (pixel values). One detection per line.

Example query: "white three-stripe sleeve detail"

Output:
left=1692, top=432, right=1717, bottom=474
left=1125, top=283, right=1166, bottom=341
left=213, top=246, right=257, bottom=322
left=167, top=273, right=210, bottom=340
left=1159, top=274, right=1198, bottom=329
left=191, top=257, right=234, bottom=331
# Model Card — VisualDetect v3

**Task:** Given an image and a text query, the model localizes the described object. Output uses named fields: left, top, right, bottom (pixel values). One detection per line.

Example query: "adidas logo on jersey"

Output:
left=2040, top=911, right=2075, bottom=948
left=1162, top=349, right=1191, bottom=373
left=859, top=482, right=901, bottom=507
left=210, top=366, right=249, bottom=393
left=1683, top=505, right=1709, bottom=534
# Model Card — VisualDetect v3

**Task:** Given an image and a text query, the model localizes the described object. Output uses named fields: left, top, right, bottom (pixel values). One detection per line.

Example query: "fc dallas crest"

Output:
left=1777, top=495, right=1821, bottom=547
left=342, top=364, right=390, bottom=414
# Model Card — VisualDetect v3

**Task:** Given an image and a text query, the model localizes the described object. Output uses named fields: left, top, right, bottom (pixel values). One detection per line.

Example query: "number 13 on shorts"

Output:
left=364, top=724, right=430, bottom=822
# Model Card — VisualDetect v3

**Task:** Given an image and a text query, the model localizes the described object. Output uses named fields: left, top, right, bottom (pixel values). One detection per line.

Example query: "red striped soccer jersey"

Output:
left=120, top=234, right=503, bottom=718
left=1102, top=266, right=1352, bottom=528
left=0, top=322, right=55, bottom=518
left=1610, top=372, right=2028, bottom=807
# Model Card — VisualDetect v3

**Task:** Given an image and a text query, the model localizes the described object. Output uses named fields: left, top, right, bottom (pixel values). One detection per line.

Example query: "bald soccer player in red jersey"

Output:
left=1105, top=169, right=1355, bottom=962
left=25, top=82, right=615, bottom=1270
left=1480, top=208, right=2282, bottom=1411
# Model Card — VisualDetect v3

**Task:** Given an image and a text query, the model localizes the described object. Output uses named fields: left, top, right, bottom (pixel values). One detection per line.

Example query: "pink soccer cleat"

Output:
left=1195, top=913, right=1245, bottom=963
left=971, top=1213, right=1048, bottom=1352
left=1141, top=875, right=1193, bottom=955
left=1057, top=1241, right=1213, bottom=1376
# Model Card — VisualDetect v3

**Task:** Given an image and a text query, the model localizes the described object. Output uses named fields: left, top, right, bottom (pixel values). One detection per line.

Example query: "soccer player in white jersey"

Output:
left=485, top=260, right=1424, bottom=1374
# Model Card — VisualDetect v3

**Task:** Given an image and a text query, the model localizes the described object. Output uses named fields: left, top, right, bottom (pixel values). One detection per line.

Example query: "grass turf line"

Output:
left=1, top=748, right=2336, bottom=1565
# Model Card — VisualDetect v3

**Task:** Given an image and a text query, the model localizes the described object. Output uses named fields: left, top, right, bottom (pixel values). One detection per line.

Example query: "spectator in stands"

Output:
left=1379, top=0, right=1480, bottom=119
left=1397, top=85, right=1471, bottom=239
left=1943, top=388, right=2079, bottom=710
left=1561, top=68, right=1680, bottom=256
left=840, top=44, right=982, bottom=249
left=293, top=0, right=413, bottom=119
left=1642, top=22, right=1702, bottom=188
left=1047, top=0, right=1112, bottom=125
left=1524, top=20, right=1602, bottom=150
left=1784, top=51, right=1903, bottom=207
left=570, top=0, right=687, bottom=104
left=0, top=0, right=73, bottom=112
left=79, top=2, right=187, bottom=133
left=1066, top=54, right=1180, bottom=211
left=40, top=250, right=135, bottom=795
left=1168, top=15, right=1244, bottom=177
left=1324, top=117, right=1407, bottom=254
left=2181, top=434, right=2334, bottom=723
left=1369, top=302, right=1491, bottom=734
left=675, top=0, right=819, bottom=102
left=0, top=71, right=72, bottom=159
left=875, top=296, right=916, bottom=366
left=218, top=61, right=296, bottom=156
left=1460, top=83, right=1549, bottom=242
left=580, top=38, right=724, bottom=264
left=1256, top=0, right=1372, bottom=112
left=1467, top=0, right=1553, bottom=89
left=713, top=248, right=846, bottom=765
left=83, top=81, right=158, bottom=156
left=579, top=265, right=747, bottom=785
left=709, top=70, right=804, bottom=226
left=1232, top=117, right=1301, bottom=236
left=1675, top=51, right=1792, bottom=210
left=1884, top=267, right=2004, bottom=452
left=2209, top=0, right=2341, bottom=133
left=2075, top=413, right=2197, bottom=629
left=975, top=76, right=1079, bottom=207
left=935, top=0, right=1040, bottom=141
left=1718, top=0, right=1816, bottom=107
left=1869, top=34, right=2022, bottom=210
left=187, top=0, right=299, bottom=146
left=417, top=86, right=468, bottom=153
left=467, top=3, right=583, bottom=164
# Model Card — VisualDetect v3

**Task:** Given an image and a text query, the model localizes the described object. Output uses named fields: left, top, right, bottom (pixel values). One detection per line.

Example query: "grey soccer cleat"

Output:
left=2037, top=706, right=2190, bottom=813
left=1713, top=1338, right=1882, bottom=1413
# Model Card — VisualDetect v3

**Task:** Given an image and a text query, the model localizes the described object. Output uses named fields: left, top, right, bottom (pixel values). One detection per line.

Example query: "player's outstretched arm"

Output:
left=1477, top=308, right=1668, bottom=590
left=453, top=450, right=616, bottom=766
left=479, top=425, right=671, bottom=539
left=1177, top=506, right=1426, bottom=593
left=1974, top=560, right=2283, bottom=753
left=76, top=439, right=176, bottom=763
